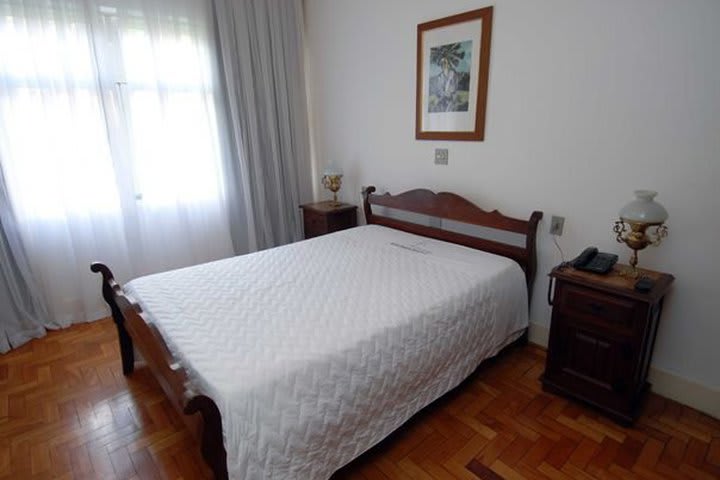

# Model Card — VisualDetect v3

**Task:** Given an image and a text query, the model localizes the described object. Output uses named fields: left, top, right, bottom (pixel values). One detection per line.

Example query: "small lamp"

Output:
left=321, top=165, right=343, bottom=206
left=613, top=190, right=668, bottom=277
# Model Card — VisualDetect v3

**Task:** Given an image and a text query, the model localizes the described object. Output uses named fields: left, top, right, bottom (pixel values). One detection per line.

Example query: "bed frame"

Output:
left=91, top=186, right=542, bottom=480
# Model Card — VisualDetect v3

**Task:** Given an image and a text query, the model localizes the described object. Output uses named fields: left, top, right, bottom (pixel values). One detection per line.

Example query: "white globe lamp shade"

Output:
left=323, top=165, right=343, bottom=177
left=619, top=190, right=668, bottom=224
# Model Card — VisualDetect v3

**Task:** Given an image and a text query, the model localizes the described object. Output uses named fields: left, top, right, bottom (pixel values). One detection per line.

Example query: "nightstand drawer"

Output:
left=559, top=284, right=639, bottom=335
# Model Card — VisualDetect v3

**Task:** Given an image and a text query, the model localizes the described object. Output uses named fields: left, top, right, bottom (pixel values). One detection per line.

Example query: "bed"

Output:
left=91, top=186, right=542, bottom=479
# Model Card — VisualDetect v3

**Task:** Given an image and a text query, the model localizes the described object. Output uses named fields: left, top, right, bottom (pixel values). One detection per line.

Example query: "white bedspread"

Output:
left=126, top=224, right=528, bottom=479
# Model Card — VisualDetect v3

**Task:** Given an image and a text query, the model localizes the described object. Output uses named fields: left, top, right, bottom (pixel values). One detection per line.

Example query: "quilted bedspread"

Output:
left=125, top=225, right=528, bottom=479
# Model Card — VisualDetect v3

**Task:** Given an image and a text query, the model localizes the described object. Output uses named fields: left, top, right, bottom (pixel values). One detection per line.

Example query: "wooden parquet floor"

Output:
left=1, top=319, right=719, bottom=479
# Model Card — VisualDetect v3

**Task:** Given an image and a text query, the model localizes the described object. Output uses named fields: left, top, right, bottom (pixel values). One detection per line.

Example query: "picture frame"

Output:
left=415, top=7, right=493, bottom=141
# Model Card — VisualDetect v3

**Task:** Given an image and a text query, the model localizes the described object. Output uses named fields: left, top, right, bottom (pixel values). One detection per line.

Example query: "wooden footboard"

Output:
left=91, top=263, right=228, bottom=480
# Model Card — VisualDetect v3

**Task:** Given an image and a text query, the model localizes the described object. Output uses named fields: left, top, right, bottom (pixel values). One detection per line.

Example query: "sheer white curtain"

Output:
left=0, top=0, right=235, bottom=326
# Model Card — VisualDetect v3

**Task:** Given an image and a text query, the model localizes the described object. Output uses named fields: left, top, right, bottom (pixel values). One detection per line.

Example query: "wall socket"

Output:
left=434, top=148, right=448, bottom=165
left=550, top=215, right=565, bottom=236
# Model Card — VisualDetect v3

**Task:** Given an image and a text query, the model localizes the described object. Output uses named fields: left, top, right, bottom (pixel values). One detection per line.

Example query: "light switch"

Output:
left=434, top=148, right=448, bottom=165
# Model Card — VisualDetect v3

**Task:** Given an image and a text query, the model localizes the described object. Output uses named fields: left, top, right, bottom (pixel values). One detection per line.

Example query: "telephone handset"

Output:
left=570, top=247, right=618, bottom=274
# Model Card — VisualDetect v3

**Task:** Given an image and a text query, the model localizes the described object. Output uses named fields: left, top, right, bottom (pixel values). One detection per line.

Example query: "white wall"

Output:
left=303, top=0, right=720, bottom=401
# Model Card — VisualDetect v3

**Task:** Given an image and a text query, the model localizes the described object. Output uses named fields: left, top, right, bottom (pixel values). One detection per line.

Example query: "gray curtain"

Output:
left=0, top=162, right=51, bottom=353
left=213, top=0, right=312, bottom=251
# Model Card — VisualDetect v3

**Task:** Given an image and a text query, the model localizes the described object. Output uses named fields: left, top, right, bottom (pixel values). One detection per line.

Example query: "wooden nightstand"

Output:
left=300, top=201, right=357, bottom=239
left=542, top=264, right=674, bottom=425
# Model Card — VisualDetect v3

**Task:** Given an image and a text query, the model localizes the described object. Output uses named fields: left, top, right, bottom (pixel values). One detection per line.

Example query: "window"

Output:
left=0, top=0, right=228, bottom=219
left=0, top=0, right=235, bottom=324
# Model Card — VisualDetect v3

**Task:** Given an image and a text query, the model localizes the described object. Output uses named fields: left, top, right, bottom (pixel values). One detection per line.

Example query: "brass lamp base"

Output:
left=328, top=193, right=341, bottom=208
left=618, top=264, right=641, bottom=279
left=613, top=220, right=668, bottom=278
left=321, top=174, right=343, bottom=207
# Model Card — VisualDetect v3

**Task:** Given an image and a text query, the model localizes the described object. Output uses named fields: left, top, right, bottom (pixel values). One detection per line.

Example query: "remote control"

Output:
left=634, top=276, right=654, bottom=293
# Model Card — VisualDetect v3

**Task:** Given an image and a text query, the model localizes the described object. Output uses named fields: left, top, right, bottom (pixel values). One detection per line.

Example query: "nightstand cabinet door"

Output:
left=542, top=266, right=673, bottom=425
left=555, top=322, right=636, bottom=395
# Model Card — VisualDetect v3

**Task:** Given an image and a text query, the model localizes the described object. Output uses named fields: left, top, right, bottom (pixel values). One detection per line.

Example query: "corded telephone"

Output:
left=570, top=247, right=618, bottom=274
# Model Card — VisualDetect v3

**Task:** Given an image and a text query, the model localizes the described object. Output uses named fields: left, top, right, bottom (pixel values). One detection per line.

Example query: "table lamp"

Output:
left=321, top=165, right=343, bottom=206
left=613, top=190, right=668, bottom=277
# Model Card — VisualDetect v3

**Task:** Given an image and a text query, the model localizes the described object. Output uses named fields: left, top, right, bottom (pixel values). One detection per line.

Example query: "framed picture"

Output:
left=415, top=7, right=493, bottom=141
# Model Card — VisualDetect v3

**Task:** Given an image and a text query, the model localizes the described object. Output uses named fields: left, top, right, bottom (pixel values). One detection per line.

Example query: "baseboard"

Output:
left=527, top=322, right=719, bottom=419
left=647, top=368, right=720, bottom=420
left=528, top=322, right=549, bottom=347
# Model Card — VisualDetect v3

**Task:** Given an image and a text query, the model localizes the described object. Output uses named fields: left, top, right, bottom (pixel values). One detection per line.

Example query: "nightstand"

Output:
left=542, top=264, right=674, bottom=425
left=300, top=201, right=357, bottom=239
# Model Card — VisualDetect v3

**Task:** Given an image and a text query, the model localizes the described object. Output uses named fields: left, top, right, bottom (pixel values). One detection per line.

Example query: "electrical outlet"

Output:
left=434, top=148, right=448, bottom=165
left=549, top=215, right=565, bottom=236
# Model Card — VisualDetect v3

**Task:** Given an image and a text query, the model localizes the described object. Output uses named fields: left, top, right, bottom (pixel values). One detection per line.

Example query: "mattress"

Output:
left=125, top=224, right=528, bottom=479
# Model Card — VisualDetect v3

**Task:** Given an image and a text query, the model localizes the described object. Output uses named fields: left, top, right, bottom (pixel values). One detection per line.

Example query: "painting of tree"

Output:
left=428, top=40, right=472, bottom=113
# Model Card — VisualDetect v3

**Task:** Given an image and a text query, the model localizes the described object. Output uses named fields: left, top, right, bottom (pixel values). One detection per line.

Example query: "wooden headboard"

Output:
left=362, top=186, right=543, bottom=295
